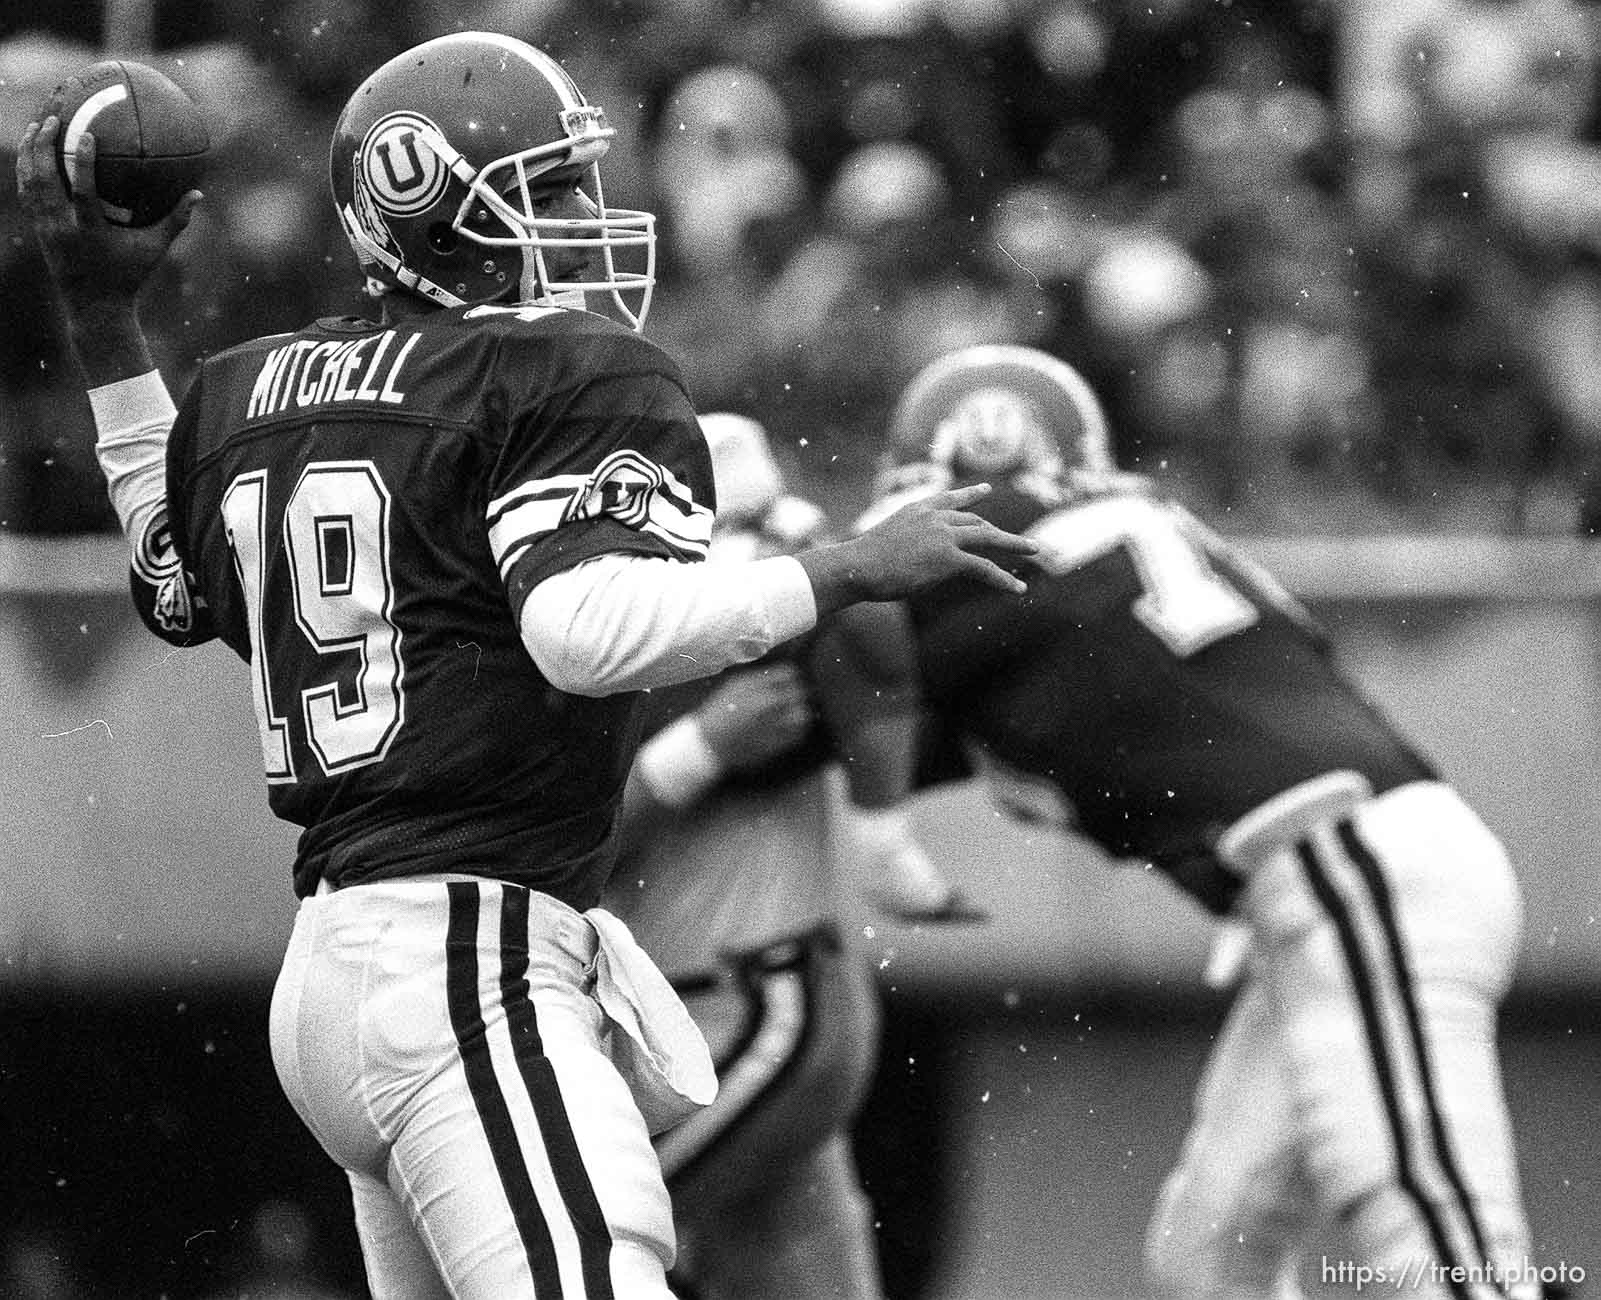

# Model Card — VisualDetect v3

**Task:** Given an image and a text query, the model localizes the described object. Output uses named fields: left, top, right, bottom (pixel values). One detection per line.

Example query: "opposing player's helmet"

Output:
left=881, top=345, right=1113, bottom=493
left=329, top=32, right=655, bottom=326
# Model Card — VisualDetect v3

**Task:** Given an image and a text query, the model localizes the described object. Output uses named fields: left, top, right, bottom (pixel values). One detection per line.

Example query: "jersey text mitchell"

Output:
left=247, top=329, right=421, bottom=420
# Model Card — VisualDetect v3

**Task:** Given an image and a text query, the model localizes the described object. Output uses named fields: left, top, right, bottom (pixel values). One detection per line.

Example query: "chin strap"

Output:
left=340, top=202, right=467, bottom=309
left=529, top=287, right=589, bottom=311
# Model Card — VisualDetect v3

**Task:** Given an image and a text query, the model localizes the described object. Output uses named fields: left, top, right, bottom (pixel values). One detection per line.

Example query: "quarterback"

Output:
left=16, top=33, right=1035, bottom=1300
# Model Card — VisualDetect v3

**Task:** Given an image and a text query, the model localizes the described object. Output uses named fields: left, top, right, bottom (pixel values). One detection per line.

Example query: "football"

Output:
left=50, top=59, right=210, bottom=227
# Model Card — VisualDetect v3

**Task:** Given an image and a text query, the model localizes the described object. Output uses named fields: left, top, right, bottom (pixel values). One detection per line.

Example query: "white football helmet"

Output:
left=700, top=413, right=826, bottom=556
left=879, top=345, right=1113, bottom=495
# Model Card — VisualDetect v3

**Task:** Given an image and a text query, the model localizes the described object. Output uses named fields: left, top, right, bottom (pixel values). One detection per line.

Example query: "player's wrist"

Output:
left=636, top=715, right=724, bottom=810
left=63, top=300, right=159, bottom=388
left=795, top=539, right=872, bottom=617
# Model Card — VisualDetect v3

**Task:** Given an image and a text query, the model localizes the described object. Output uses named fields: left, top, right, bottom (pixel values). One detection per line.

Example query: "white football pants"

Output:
left=269, top=876, right=684, bottom=1299
left=1145, top=778, right=1536, bottom=1300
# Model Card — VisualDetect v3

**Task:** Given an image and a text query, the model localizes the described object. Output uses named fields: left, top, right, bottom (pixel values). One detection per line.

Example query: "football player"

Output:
left=15, top=34, right=1037, bottom=1300
left=867, top=344, right=1548, bottom=1300
left=608, top=411, right=965, bottom=1300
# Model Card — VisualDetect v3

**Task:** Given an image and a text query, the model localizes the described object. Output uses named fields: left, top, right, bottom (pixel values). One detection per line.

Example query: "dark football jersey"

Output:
left=134, top=303, right=714, bottom=903
left=909, top=476, right=1435, bottom=891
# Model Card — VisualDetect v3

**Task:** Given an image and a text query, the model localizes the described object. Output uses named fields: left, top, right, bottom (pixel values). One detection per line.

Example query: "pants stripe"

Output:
left=1335, top=819, right=1505, bottom=1295
left=443, top=881, right=562, bottom=1297
left=498, top=885, right=616, bottom=1300
left=655, top=957, right=814, bottom=1184
left=1296, top=840, right=1475, bottom=1300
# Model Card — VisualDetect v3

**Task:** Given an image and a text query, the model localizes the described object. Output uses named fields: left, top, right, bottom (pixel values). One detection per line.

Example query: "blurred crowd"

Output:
left=4, top=0, right=1601, bottom=536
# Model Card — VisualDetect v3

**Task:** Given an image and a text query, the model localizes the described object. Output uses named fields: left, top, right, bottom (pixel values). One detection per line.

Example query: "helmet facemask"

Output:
left=929, top=388, right=1065, bottom=482
left=879, top=345, right=1116, bottom=499
left=435, top=110, right=656, bottom=327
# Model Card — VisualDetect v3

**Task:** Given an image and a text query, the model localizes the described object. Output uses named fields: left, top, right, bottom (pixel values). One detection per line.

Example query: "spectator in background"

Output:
left=652, top=62, right=807, bottom=283
left=1, top=1224, right=97, bottom=1300
left=757, top=138, right=1046, bottom=499
left=198, top=1199, right=356, bottom=1300
left=1141, top=22, right=1384, bottom=528
left=754, top=138, right=959, bottom=493
left=139, top=40, right=359, bottom=373
left=1076, top=229, right=1232, bottom=509
left=1336, top=0, right=1596, bottom=530
left=779, top=3, right=1021, bottom=211
left=642, top=63, right=811, bottom=414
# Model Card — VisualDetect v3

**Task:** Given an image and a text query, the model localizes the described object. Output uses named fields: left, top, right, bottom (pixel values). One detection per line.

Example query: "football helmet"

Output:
left=329, top=32, right=655, bottom=326
left=700, top=412, right=826, bottom=556
left=880, top=345, right=1113, bottom=494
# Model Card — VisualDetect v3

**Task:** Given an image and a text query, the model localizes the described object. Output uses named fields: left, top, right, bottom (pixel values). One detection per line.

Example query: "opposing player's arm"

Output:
left=615, top=664, right=814, bottom=865
left=810, top=602, right=988, bottom=923
left=810, top=600, right=922, bottom=809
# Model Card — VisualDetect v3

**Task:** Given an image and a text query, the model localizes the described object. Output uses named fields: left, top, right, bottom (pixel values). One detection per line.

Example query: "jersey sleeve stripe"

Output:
left=488, top=475, right=591, bottom=525
left=488, top=459, right=713, bottom=573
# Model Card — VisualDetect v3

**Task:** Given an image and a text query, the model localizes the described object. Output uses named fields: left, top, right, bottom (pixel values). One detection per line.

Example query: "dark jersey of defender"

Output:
left=135, top=304, right=714, bottom=904
left=909, top=477, right=1435, bottom=886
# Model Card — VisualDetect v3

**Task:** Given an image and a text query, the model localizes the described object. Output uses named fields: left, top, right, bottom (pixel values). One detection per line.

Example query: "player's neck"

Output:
left=379, top=293, right=437, bottom=324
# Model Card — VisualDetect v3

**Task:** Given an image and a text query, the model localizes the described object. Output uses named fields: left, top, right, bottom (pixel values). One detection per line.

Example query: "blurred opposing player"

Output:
left=608, top=411, right=971, bottom=1299
left=16, top=32, right=1037, bottom=1299
left=869, top=344, right=1545, bottom=1300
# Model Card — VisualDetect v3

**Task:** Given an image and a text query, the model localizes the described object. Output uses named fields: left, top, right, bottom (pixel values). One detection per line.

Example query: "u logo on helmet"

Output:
left=359, top=112, right=450, bottom=216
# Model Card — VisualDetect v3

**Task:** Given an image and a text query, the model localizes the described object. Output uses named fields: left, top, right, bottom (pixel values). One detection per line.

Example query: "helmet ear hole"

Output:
left=427, top=223, right=459, bottom=254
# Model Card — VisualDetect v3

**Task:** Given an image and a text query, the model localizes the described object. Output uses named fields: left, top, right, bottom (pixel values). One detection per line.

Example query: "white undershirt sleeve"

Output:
left=86, top=370, right=177, bottom=549
left=521, top=551, right=818, bottom=696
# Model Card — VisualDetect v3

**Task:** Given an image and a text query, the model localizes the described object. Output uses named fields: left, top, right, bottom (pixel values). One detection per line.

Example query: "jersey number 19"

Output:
left=222, top=460, right=407, bottom=782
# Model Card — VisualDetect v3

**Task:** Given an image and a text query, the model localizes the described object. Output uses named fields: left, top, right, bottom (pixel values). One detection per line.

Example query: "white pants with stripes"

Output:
left=1145, top=779, right=1537, bottom=1300
left=269, top=877, right=681, bottom=1299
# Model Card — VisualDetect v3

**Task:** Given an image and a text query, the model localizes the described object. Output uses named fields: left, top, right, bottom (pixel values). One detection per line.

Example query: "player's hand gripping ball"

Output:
left=49, top=60, right=210, bottom=227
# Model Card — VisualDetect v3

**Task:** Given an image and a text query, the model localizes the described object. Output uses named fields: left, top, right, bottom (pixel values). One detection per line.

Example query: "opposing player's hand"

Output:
left=800, top=483, right=1037, bottom=614
left=16, top=109, right=200, bottom=312
left=694, top=663, right=815, bottom=772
